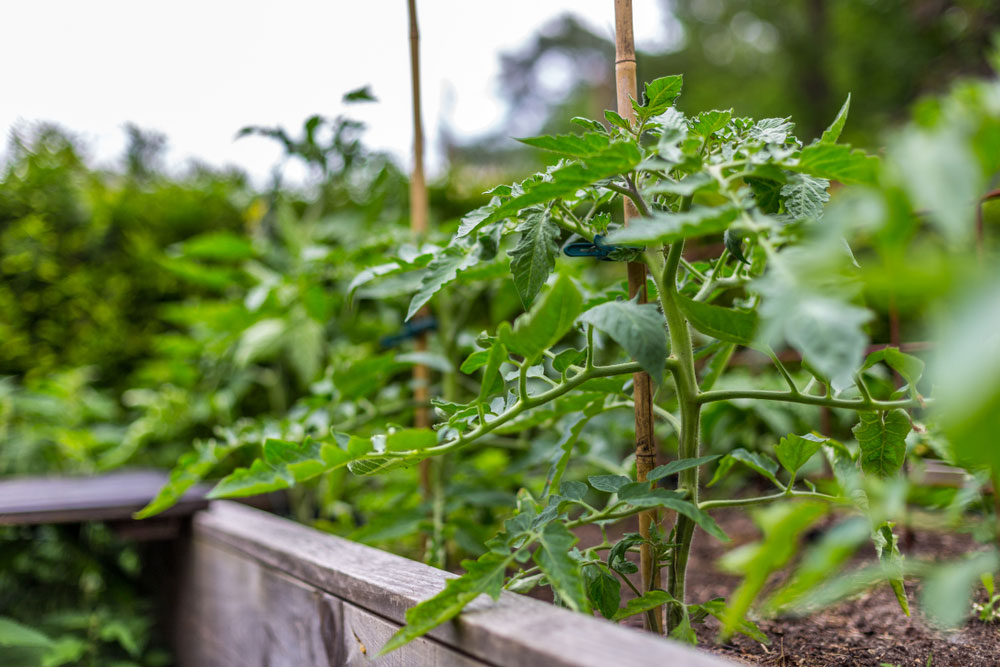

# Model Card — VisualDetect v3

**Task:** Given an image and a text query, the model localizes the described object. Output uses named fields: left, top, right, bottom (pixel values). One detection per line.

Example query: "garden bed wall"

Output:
left=175, top=501, right=734, bottom=666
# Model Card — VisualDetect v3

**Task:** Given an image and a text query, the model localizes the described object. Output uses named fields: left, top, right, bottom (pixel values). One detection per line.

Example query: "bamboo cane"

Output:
left=407, top=0, right=443, bottom=567
left=613, top=0, right=661, bottom=633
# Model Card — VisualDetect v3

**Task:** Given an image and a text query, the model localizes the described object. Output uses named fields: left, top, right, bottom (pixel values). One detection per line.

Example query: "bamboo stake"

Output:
left=407, top=0, right=443, bottom=567
left=613, top=0, right=661, bottom=633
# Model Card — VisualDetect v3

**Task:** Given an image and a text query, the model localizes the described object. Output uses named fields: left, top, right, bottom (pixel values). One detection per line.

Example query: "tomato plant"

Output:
left=140, top=41, right=1000, bottom=655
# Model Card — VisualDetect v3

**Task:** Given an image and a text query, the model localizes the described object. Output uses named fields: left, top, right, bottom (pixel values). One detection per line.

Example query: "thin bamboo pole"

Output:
left=407, top=0, right=443, bottom=567
left=613, top=0, right=661, bottom=633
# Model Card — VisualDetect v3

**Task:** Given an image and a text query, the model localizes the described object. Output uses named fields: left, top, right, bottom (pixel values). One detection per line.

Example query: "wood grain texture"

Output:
left=0, top=469, right=208, bottom=525
left=188, top=501, right=734, bottom=667
left=176, top=536, right=481, bottom=666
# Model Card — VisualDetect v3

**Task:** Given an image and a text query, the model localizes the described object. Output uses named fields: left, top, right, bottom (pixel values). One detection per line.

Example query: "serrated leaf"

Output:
left=751, top=117, right=794, bottom=144
left=780, top=173, right=830, bottom=220
left=517, top=132, right=611, bottom=157
left=872, top=521, right=909, bottom=616
left=584, top=565, right=621, bottom=619
left=508, top=211, right=559, bottom=307
left=677, top=294, right=757, bottom=346
left=819, top=94, right=850, bottom=144
left=793, top=143, right=878, bottom=185
left=635, top=75, right=683, bottom=120
left=604, top=110, right=631, bottom=132
left=578, top=298, right=667, bottom=383
left=605, top=206, right=739, bottom=245
left=724, top=228, right=749, bottom=264
left=378, top=550, right=514, bottom=655
left=647, top=455, right=721, bottom=482
left=466, top=143, right=643, bottom=235
left=534, top=522, right=588, bottom=612
left=612, top=590, right=675, bottom=621
left=775, top=433, right=828, bottom=476
left=406, top=246, right=466, bottom=319
left=136, top=440, right=235, bottom=518
left=691, top=109, right=732, bottom=138
left=853, top=410, right=911, bottom=477
left=588, top=474, right=632, bottom=493
left=498, top=273, right=582, bottom=363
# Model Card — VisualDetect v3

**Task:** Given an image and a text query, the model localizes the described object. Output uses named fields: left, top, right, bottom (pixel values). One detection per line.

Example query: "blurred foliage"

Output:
left=456, top=1, right=999, bottom=162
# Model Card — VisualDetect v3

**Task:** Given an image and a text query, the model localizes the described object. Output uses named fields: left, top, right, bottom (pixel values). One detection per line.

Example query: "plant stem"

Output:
left=695, top=389, right=925, bottom=410
left=698, top=489, right=838, bottom=510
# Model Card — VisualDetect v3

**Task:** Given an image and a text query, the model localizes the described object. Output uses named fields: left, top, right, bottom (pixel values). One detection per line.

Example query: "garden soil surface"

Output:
left=570, top=509, right=1000, bottom=666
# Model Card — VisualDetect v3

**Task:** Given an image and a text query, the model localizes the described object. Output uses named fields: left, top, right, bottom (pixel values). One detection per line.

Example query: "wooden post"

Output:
left=613, top=0, right=661, bottom=632
left=407, top=0, right=445, bottom=568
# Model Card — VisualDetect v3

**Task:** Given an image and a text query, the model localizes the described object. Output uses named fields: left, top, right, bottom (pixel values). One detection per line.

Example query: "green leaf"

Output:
left=533, top=522, right=588, bottom=612
left=862, top=347, right=925, bottom=388
left=634, top=75, right=683, bottom=120
left=750, top=117, right=794, bottom=144
left=612, top=590, right=675, bottom=621
left=618, top=486, right=728, bottom=541
left=872, top=521, right=910, bottom=616
left=498, top=273, right=582, bottom=363
left=551, top=347, right=585, bottom=373
left=922, top=551, right=999, bottom=628
left=718, top=502, right=827, bottom=640
left=691, top=110, right=732, bottom=138
left=406, top=246, right=466, bottom=320
left=467, top=142, right=643, bottom=234
left=179, top=231, right=256, bottom=261
left=584, top=565, right=621, bottom=619
left=136, top=440, right=236, bottom=518
left=543, top=411, right=598, bottom=497
left=819, top=94, right=850, bottom=144
left=793, top=142, right=878, bottom=185
left=775, top=433, right=828, bottom=476
left=0, top=617, right=52, bottom=648
left=207, top=429, right=436, bottom=498
left=604, top=110, right=632, bottom=132
left=517, top=131, right=612, bottom=158
left=478, top=341, right=507, bottom=401
left=378, top=550, right=514, bottom=655
left=608, top=533, right=643, bottom=575
left=508, top=211, right=559, bottom=307
left=764, top=517, right=870, bottom=614
left=460, top=348, right=490, bottom=373
left=709, top=448, right=781, bottom=488
left=647, top=455, right=721, bottom=482
left=588, top=474, right=632, bottom=493
left=605, top=206, right=739, bottom=245
left=677, top=294, right=757, bottom=346
left=853, top=410, right=911, bottom=477
left=577, top=298, right=667, bottom=383
left=695, top=599, right=769, bottom=644
left=780, top=173, right=830, bottom=220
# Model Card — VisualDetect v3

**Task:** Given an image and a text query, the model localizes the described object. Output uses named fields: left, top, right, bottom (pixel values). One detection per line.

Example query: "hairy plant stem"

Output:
left=644, top=193, right=702, bottom=634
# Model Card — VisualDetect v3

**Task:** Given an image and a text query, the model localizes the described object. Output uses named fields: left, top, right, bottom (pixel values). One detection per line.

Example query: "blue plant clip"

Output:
left=563, top=235, right=640, bottom=262
left=380, top=316, right=438, bottom=348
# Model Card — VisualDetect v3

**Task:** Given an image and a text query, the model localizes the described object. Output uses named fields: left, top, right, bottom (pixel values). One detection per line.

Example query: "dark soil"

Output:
left=573, top=511, right=1000, bottom=667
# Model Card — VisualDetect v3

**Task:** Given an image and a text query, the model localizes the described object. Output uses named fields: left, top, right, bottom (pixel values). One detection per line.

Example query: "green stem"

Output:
left=698, top=490, right=839, bottom=511
left=695, top=389, right=924, bottom=411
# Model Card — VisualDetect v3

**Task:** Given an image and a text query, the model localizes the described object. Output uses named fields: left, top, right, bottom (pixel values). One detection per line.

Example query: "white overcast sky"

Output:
left=1, top=1, right=672, bottom=185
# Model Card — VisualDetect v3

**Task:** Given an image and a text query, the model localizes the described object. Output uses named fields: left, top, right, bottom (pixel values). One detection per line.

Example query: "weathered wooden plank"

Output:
left=0, top=469, right=209, bottom=525
left=175, top=536, right=486, bottom=666
left=192, top=501, right=734, bottom=667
